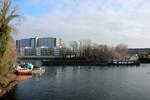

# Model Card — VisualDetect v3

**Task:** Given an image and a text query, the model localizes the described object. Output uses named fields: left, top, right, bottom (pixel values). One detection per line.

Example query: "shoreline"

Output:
left=0, top=74, right=18, bottom=97
left=0, top=73, right=32, bottom=97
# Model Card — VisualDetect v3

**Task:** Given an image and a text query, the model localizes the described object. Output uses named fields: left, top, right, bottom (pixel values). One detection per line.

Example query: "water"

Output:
left=2, top=64, right=150, bottom=100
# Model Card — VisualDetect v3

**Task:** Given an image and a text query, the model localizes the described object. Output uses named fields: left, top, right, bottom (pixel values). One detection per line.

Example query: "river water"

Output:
left=2, top=64, right=150, bottom=100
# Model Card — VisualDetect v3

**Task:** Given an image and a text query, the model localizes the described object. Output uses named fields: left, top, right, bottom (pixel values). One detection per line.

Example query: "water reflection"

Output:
left=2, top=64, right=150, bottom=100
left=16, top=75, right=32, bottom=81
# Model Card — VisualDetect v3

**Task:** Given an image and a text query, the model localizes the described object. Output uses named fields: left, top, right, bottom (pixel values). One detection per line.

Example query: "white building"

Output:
left=56, top=37, right=64, bottom=48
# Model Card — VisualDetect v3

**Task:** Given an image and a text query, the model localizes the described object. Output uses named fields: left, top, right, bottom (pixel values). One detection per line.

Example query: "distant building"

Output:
left=16, top=39, right=31, bottom=52
left=31, top=37, right=38, bottom=48
left=36, top=47, right=53, bottom=56
left=37, top=37, right=56, bottom=48
left=21, top=47, right=36, bottom=56
left=16, top=37, right=56, bottom=49
left=53, top=47, right=61, bottom=57
left=56, top=37, right=64, bottom=48
left=128, top=48, right=150, bottom=58
left=16, top=36, right=63, bottom=56
left=79, top=40, right=91, bottom=47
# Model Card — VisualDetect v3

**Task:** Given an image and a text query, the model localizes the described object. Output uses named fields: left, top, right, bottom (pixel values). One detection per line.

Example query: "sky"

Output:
left=12, top=0, right=150, bottom=48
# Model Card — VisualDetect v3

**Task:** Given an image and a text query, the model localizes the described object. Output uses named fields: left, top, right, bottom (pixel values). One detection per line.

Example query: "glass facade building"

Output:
left=16, top=37, right=56, bottom=49
left=16, top=39, right=31, bottom=52
left=16, top=37, right=60, bottom=56
left=37, top=37, right=56, bottom=48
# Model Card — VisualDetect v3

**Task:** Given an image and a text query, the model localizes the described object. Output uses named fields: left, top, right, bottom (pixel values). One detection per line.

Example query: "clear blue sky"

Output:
left=12, top=0, right=150, bottom=48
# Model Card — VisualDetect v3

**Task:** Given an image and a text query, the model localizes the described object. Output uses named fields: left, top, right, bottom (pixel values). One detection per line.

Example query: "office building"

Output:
left=16, top=39, right=31, bottom=52
left=20, top=47, right=36, bottom=56
left=37, top=37, right=56, bottom=48
left=16, top=37, right=56, bottom=50
left=53, top=47, right=60, bottom=57
left=31, top=37, right=38, bottom=48
left=16, top=36, right=63, bottom=56
left=36, top=47, right=53, bottom=56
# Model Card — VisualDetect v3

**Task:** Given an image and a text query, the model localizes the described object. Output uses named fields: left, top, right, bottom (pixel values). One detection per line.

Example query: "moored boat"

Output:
left=16, top=63, right=45, bottom=75
left=16, top=63, right=34, bottom=75
left=109, top=60, right=140, bottom=66
left=16, top=68, right=32, bottom=75
left=32, top=67, right=45, bottom=74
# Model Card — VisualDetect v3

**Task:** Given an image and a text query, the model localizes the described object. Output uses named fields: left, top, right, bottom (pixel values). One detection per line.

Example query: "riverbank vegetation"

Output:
left=61, top=40, right=129, bottom=61
left=0, top=0, right=19, bottom=76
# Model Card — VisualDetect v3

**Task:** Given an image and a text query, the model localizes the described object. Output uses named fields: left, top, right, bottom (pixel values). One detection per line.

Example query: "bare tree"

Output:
left=67, top=39, right=129, bottom=61
left=79, top=40, right=92, bottom=57
left=69, top=41, right=78, bottom=52
left=114, top=44, right=129, bottom=59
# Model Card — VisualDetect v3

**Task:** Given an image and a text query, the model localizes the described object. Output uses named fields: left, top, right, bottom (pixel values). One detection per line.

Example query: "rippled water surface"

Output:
left=2, top=64, right=150, bottom=100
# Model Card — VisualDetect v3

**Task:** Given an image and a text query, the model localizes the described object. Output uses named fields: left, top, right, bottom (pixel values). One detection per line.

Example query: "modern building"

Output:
left=20, top=47, right=60, bottom=56
left=31, top=37, right=38, bottom=48
left=37, top=37, right=56, bottom=48
left=16, top=37, right=56, bottom=48
left=53, top=47, right=61, bottom=57
left=56, top=37, right=64, bottom=48
left=16, top=37, right=63, bottom=56
left=16, top=39, right=31, bottom=52
left=20, top=47, right=36, bottom=56
left=37, top=47, right=53, bottom=56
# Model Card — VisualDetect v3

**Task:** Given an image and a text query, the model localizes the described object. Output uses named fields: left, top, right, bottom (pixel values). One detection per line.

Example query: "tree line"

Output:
left=60, top=40, right=130, bottom=60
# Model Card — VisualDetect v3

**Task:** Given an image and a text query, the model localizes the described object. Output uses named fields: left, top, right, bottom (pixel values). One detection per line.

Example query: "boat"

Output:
left=16, top=63, right=45, bottom=75
left=16, top=68, right=32, bottom=75
left=32, top=67, right=45, bottom=74
left=16, top=67, right=45, bottom=75
left=109, top=60, right=140, bottom=66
